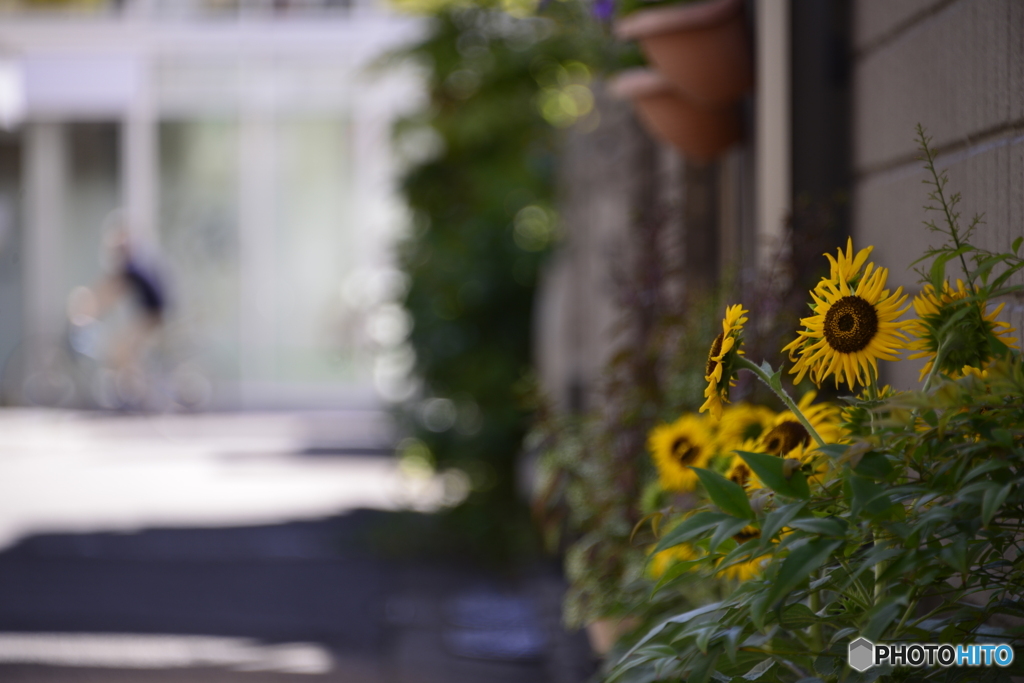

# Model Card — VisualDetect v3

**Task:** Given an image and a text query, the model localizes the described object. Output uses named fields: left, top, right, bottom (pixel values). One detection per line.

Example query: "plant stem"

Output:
left=866, top=364, right=879, bottom=402
left=922, top=336, right=953, bottom=392
left=918, top=124, right=974, bottom=287
left=874, top=532, right=885, bottom=606
left=893, top=596, right=919, bottom=638
left=736, top=357, right=827, bottom=448
left=809, top=576, right=823, bottom=653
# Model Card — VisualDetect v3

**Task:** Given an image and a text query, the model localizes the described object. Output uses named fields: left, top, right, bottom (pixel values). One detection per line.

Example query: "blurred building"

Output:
left=0, top=0, right=423, bottom=409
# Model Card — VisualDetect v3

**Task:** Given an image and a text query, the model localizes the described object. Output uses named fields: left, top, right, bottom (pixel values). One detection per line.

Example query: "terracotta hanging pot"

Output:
left=615, top=0, right=753, bottom=107
left=609, top=68, right=740, bottom=162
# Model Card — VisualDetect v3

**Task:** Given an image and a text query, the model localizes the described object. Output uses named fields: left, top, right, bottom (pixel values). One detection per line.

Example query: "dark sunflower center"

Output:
left=823, top=295, right=878, bottom=353
left=728, top=463, right=751, bottom=488
left=706, top=333, right=724, bottom=377
left=733, top=527, right=761, bottom=544
left=763, top=421, right=811, bottom=456
left=670, top=437, right=700, bottom=466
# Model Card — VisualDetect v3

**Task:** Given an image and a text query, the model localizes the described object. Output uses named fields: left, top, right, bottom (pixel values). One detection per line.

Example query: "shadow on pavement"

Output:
left=0, top=510, right=596, bottom=683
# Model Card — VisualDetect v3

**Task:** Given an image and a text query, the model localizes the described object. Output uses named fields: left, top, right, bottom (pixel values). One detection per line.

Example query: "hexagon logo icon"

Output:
left=848, top=637, right=875, bottom=672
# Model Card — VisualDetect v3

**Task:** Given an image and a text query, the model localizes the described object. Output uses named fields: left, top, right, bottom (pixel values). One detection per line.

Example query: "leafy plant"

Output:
left=605, top=129, right=1024, bottom=682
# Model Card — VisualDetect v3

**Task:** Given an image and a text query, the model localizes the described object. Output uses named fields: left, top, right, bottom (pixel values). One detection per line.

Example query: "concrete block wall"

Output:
left=852, top=0, right=1024, bottom=388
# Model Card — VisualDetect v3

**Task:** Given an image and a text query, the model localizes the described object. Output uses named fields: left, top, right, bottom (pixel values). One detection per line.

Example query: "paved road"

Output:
left=0, top=410, right=595, bottom=683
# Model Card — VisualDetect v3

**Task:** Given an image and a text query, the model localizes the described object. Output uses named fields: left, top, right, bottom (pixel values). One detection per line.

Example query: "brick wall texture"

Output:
left=852, top=0, right=1024, bottom=388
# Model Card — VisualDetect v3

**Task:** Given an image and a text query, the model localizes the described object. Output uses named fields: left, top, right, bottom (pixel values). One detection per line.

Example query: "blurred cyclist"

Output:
left=67, top=217, right=169, bottom=408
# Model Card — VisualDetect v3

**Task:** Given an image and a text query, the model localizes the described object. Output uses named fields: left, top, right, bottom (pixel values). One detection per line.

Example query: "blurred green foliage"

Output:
left=392, top=4, right=615, bottom=559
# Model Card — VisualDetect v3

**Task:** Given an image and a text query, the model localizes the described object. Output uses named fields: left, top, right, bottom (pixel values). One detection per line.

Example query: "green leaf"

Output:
left=830, top=626, right=858, bottom=646
left=973, top=254, right=1007, bottom=285
left=634, top=644, right=678, bottom=658
left=694, top=468, right=755, bottom=520
left=766, top=538, right=843, bottom=607
left=787, top=516, right=848, bottom=538
left=687, top=644, right=722, bottom=683
left=1013, top=236, right=1023, bottom=253
left=991, top=260, right=1024, bottom=290
left=722, top=626, right=744, bottom=663
left=816, top=443, right=848, bottom=461
left=620, top=602, right=723, bottom=661
left=813, top=655, right=837, bottom=677
left=780, top=602, right=819, bottom=628
left=694, top=624, right=714, bottom=654
left=939, top=535, right=968, bottom=573
left=964, top=459, right=1010, bottom=483
left=760, top=501, right=807, bottom=543
left=717, top=538, right=760, bottom=574
left=861, top=598, right=903, bottom=642
left=750, top=586, right=771, bottom=630
left=709, top=516, right=757, bottom=553
left=651, top=558, right=706, bottom=596
left=742, top=659, right=775, bottom=680
left=846, top=474, right=896, bottom=519
left=738, top=451, right=810, bottom=499
left=929, top=252, right=954, bottom=289
left=606, top=653, right=656, bottom=683
left=653, top=512, right=733, bottom=553
left=991, top=429, right=1015, bottom=448
left=653, top=655, right=679, bottom=680
left=853, top=451, right=893, bottom=479
left=982, top=482, right=1013, bottom=525
left=990, top=598, right=1024, bottom=619
left=957, top=480, right=999, bottom=501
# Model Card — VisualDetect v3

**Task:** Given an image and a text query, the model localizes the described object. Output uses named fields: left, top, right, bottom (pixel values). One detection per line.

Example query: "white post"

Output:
left=237, top=109, right=278, bottom=405
left=121, top=61, right=158, bottom=247
left=755, top=0, right=791, bottom=274
left=23, top=121, right=65, bottom=346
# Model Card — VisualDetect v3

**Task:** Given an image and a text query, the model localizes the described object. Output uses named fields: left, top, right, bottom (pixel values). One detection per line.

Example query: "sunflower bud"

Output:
left=749, top=488, right=773, bottom=515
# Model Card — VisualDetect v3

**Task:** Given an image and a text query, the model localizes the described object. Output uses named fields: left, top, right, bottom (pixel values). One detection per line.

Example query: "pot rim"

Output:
left=607, top=67, right=676, bottom=100
left=614, top=0, right=743, bottom=40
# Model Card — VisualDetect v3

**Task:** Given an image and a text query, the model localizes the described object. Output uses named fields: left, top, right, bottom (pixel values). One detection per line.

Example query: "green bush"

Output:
left=393, top=5, right=610, bottom=557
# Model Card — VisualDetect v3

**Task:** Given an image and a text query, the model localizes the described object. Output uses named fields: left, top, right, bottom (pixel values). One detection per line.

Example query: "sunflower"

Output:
left=725, top=451, right=764, bottom=490
left=650, top=540, right=765, bottom=582
left=785, top=240, right=876, bottom=371
left=648, top=543, right=699, bottom=579
left=822, top=237, right=874, bottom=292
left=701, top=305, right=748, bottom=419
left=714, top=403, right=776, bottom=455
left=961, top=365, right=989, bottom=380
left=757, top=392, right=845, bottom=461
left=716, top=556, right=767, bottom=582
left=649, top=414, right=713, bottom=492
left=715, top=533, right=767, bottom=582
left=753, top=394, right=846, bottom=486
left=786, top=259, right=910, bottom=389
left=907, top=279, right=1018, bottom=381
